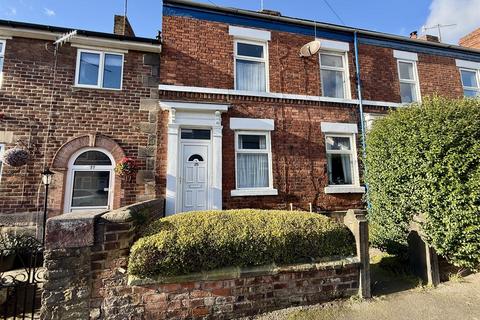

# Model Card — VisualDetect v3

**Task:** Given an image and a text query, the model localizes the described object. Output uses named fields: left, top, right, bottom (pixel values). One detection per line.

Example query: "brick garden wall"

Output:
left=42, top=202, right=368, bottom=320
left=0, top=36, right=161, bottom=224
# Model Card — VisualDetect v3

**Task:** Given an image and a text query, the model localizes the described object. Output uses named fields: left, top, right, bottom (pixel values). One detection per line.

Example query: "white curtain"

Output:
left=236, top=60, right=266, bottom=92
left=237, top=153, right=269, bottom=188
left=340, top=154, right=352, bottom=184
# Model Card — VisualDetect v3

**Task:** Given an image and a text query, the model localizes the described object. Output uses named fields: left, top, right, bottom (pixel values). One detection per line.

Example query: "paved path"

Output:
left=256, top=272, right=480, bottom=320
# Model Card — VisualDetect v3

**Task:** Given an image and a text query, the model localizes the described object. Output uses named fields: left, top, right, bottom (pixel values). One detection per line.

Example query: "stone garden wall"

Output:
left=41, top=205, right=369, bottom=320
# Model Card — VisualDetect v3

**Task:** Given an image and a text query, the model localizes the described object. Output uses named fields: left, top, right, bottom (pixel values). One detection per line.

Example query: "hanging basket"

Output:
left=2, top=147, right=30, bottom=167
left=115, top=157, right=139, bottom=180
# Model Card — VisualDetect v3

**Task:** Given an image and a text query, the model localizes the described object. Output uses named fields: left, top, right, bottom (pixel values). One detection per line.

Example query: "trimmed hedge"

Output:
left=128, top=209, right=356, bottom=277
left=365, top=96, right=480, bottom=269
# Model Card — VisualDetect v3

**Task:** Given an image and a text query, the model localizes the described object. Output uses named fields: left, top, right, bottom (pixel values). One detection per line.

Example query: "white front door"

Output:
left=181, top=144, right=209, bottom=212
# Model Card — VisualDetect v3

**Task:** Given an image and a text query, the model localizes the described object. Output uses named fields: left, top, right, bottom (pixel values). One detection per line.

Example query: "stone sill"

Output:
left=324, top=186, right=366, bottom=194
left=230, top=188, right=278, bottom=197
left=128, top=256, right=360, bottom=286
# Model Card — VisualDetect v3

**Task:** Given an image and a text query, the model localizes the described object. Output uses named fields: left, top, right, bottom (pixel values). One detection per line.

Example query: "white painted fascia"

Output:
left=230, top=118, right=274, bottom=131
left=160, top=101, right=229, bottom=112
left=229, top=26, right=271, bottom=41
left=455, top=59, right=480, bottom=70
left=0, top=27, right=161, bottom=53
left=158, top=84, right=402, bottom=108
left=321, top=122, right=358, bottom=133
left=231, top=188, right=278, bottom=197
left=318, top=38, right=350, bottom=52
left=324, top=186, right=365, bottom=194
left=393, top=50, right=418, bottom=61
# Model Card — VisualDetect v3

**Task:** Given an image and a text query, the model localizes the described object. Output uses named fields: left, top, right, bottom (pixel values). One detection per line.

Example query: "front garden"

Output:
left=129, top=209, right=356, bottom=278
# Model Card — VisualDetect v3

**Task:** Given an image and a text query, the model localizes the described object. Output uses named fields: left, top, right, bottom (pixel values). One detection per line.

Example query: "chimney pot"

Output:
left=409, top=31, right=418, bottom=39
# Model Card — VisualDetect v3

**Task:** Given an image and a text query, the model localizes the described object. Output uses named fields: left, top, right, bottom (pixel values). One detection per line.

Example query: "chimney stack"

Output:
left=419, top=34, right=440, bottom=43
left=259, top=9, right=281, bottom=17
left=114, top=15, right=135, bottom=37
left=459, top=27, right=480, bottom=49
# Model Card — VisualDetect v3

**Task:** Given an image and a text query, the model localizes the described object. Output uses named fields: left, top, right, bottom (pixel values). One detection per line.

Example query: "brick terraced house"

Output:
left=1, top=0, right=480, bottom=231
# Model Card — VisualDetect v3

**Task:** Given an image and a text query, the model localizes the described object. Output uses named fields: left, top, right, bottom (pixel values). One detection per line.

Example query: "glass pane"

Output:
left=320, top=54, right=343, bottom=68
left=0, top=57, right=3, bottom=73
left=236, top=60, right=266, bottom=91
left=461, top=70, right=478, bottom=88
left=0, top=42, right=3, bottom=53
left=74, top=151, right=112, bottom=166
left=71, top=171, right=110, bottom=207
left=400, top=82, right=417, bottom=103
left=103, top=54, right=122, bottom=89
left=326, top=136, right=351, bottom=151
left=464, top=89, right=480, bottom=97
left=237, top=42, right=264, bottom=58
left=327, top=154, right=353, bottom=185
left=321, top=69, right=345, bottom=98
left=188, top=154, right=204, bottom=162
left=237, top=153, right=269, bottom=188
left=398, top=61, right=414, bottom=80
left=78, top=52, right=100, bottom=85
left=239, top=135, right=266, bottom=150
left=181, top=129, right=211, bottom=140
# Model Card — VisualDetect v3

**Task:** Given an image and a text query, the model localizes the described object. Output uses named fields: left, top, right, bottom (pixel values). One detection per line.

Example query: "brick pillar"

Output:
left=344, top=209, right=371, bottom=298
left=41, top=199, right=164, bottom=320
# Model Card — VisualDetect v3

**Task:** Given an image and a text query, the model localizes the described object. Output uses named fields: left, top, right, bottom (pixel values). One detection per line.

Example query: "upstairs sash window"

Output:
left=235, top=40, right=268, bottom=92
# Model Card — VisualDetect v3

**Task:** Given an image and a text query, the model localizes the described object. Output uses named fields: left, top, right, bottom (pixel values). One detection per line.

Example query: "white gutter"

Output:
left=0, top=27, right=162, bottom=53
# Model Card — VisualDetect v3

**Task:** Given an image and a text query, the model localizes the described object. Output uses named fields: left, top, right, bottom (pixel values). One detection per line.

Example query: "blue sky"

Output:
left=0, top=0, right=478, bottom=44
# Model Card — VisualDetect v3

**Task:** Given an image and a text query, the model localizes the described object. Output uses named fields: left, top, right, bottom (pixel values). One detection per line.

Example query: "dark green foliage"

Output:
left=365, top=97, right=480, bottom=269
left=128, top=209, right=355, bottom=277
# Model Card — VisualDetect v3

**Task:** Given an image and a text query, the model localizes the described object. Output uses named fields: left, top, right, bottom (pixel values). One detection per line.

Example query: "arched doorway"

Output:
left=64, top=148, right=115, bottom=213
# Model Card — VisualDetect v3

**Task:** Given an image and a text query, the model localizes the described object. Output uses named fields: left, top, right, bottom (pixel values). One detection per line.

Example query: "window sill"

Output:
left=324, top=186, right=365, bottom=194
left=231, top=188, right=278, bottom=197
left=72, top=85, right=122, bottom=91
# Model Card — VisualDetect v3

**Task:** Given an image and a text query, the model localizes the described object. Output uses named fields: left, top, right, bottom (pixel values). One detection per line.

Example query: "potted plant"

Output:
left=0, top=233, right=41, bottom=272
left=115, top=157, right=139, bottom=181
left=1, top=147, right=29, bottom=167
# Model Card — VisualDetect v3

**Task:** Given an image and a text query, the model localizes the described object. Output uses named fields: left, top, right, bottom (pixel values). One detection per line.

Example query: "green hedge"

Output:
left=128, top=209, right=355, bottom=277
left=365, top=96, right=480, bottom=269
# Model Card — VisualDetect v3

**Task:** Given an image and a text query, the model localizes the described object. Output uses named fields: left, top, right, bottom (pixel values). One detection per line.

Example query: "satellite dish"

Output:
left=300, top=40, right=321, bottom=57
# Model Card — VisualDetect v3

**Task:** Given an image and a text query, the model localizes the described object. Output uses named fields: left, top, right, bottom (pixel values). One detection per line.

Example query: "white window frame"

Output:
left=459, top=68, right=480, bottom=97
left=0, top=144, right=4, bottom=184
left=319, top=51, right=351, bottom=99
left=74, top=49, right=124, bottom=90
left=232, top=130, right=277, bottom=196
left=233, top=39, right=270, bottom=92
left=64, top=147, right=115, bottom=213
left=396, top=59, right=421, bottom=103
left=0, top=39, right=6, bottom=87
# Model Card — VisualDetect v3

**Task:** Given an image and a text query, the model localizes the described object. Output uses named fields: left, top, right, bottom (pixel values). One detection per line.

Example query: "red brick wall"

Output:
left=459, top=28, right=480, bottom=49
left=0, top=37, right=159, bottom=218
left=160, top=15, right=466, bottom=102
left=158, top=91, right=366, bottom=212
left=417, top=53, right=463, bottom=99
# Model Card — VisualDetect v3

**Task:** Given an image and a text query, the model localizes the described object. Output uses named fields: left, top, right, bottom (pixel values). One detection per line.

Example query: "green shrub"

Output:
left=365, top=96, right=480, bottom=269
left=128, top=209, right=355, bottom=277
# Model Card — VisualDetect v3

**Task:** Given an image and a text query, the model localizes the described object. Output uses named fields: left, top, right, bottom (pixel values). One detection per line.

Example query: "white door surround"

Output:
left=160, top=101, right=229, bottom=215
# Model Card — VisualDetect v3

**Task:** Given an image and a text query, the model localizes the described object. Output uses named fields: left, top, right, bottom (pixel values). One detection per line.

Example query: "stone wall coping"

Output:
left=128, top=256, right=360, bottom=286
left=45, top=210, right=107, bottom=250
left=102, top=198, right=164, bottom=223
